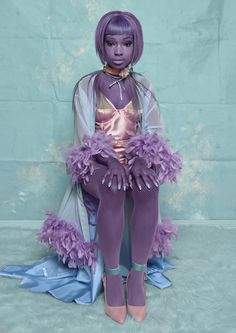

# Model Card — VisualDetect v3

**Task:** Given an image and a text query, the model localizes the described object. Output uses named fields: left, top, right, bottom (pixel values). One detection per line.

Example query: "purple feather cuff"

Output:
left=124, top=131, right=183, bottom=185
left=36, top=210, right=98, bottom=273
left=65, top=130, right=118, bottom=186
left=148, top=216, right=178, bottom=259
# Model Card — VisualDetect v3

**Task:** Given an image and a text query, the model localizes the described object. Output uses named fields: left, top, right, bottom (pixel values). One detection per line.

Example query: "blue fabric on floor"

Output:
left=0, top=253, right=175, bottom=304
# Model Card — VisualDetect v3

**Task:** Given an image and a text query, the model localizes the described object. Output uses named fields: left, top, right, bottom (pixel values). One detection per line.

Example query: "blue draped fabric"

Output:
left=0, top=252, right=175, bottom=304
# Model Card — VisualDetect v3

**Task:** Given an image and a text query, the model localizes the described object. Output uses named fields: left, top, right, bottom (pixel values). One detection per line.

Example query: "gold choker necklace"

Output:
left=103, top=64, right=133, bottom=79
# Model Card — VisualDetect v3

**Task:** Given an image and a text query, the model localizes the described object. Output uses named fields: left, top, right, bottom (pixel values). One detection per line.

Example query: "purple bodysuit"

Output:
left=95, top=93, right=143, bottom=165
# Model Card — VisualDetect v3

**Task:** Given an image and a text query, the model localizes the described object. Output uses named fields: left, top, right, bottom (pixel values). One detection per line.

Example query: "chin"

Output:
left=105, top=63, right=130, bottom=74
left=111, top=63, right=128, bottom=69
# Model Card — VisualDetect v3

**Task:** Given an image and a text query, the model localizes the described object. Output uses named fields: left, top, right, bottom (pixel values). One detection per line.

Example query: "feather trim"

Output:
left=148, top=216, right=178, bottom=258
left=65, top=130, right=117, bottom=186
left=36, top=210, right=98, bottom=273
left=124, top=131, right=183, bottom=185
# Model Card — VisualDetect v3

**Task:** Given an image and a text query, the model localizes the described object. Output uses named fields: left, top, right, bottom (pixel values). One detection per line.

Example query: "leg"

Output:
left=128, top=180, right=159, bottom=305
left=80, top=162, right=126, bottom=306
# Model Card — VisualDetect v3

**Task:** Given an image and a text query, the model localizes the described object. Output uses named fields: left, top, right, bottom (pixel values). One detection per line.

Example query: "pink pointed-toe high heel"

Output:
left=102, top=265, right=127, bottom=324
left=126, top=261, right=148, bottom=321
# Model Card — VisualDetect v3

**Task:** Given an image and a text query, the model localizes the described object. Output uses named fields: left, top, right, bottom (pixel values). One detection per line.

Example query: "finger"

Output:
left=134, top=175, right=142, bottom=190
left=102, top=170, right=110, bottom=184
left=146, top=169, right=159, bottom=187
left=148, top=174, right=159, bottom=187
left=122, top=172, right=129, bottom=191
left=152, top=174, right=160, bottom=187
left=128, top=173, right=133, bottom=189
left=108, top=173, right=115, bottom=188
left=155, top=175, right=160, bottom=186
left=119, top=173, right=124, bottom=191
left=153, top=172, right=160, bottom=186
left=121, top=171, right=128, bottom=189
left=125, top=173, right=129, bottom=190
left=117, top=174, right=122, bottom=190
left=109, top=174, right=118, bottom=191
left=145, top=171, right=157, bottom=187
left=141, top=174, right=151, bottom=189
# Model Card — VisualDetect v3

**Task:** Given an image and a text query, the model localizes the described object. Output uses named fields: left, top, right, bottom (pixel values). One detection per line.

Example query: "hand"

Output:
left=129, top=157, right=159, bottom=190
left=102, top=157, right=129, bottom=191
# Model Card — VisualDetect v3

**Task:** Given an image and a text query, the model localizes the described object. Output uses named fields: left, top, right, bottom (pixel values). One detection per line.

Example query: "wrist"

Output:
left=107, top=156, right=119, bottom=166
left=133, top=156, right=148, bottom=167
left=128, top=156, right=147, bottom=173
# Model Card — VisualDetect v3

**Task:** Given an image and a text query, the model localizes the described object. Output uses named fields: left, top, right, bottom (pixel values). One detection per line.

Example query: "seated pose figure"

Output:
left=0, top=11, right=183, bottom=324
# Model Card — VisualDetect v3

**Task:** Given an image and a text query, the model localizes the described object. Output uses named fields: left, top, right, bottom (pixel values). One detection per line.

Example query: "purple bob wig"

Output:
left=95, top=11, right=144, bottom=66
left=73, top=10, right=158, bottom=112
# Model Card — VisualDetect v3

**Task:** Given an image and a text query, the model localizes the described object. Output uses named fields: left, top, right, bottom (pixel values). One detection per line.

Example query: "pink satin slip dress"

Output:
left=95, top=93, right=143, bottom=166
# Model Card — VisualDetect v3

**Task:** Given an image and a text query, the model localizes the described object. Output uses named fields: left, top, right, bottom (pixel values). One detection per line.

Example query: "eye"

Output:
left=106, top=41, right=113, bottom=47
left=124, top=41, right=132, bottom=47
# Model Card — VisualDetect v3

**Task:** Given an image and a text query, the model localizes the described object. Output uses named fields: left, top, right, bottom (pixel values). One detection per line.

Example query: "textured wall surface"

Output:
left=0, top=0, right=235, bottom=221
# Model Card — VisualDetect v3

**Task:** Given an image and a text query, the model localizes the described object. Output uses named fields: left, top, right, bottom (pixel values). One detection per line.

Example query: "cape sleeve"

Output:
left=64, top=77, right=118, bottom=186
left=124, top=75, right=183, bottom=185
left=141, top=77, right=164, bottom=136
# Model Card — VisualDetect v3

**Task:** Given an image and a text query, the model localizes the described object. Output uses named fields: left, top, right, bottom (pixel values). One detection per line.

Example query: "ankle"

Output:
left=104, top=265, right=121, bottom=275
left=131, top=261, right=147, bottom=272
left=104, top=273, right=125, bottom=306
left=128, top=269, right=145, bottom=283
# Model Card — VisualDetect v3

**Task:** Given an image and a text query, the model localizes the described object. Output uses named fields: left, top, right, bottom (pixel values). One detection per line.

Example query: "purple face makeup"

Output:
left=104, top=34, right=134, bottom=69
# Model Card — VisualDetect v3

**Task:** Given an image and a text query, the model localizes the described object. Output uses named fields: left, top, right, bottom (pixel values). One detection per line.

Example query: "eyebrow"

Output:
left=105, top=36, right=133, bottom=41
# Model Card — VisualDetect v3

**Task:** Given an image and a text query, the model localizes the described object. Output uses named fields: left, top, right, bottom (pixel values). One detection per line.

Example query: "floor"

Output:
left=0, top=223, right=235, bottom=333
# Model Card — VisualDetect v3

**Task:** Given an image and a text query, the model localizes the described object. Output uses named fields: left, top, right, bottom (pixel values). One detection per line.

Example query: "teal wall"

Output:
left=0, top=0, right=235, bottom=221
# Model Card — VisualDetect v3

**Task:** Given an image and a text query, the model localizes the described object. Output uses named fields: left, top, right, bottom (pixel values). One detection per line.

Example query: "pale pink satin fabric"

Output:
left=95, top=94, right=142, bottom=165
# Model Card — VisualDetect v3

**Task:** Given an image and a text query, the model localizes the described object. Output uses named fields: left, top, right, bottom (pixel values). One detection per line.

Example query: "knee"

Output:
left=132, top=184, right=159, bottom=203
left=99, top=181, right=126, bottom=201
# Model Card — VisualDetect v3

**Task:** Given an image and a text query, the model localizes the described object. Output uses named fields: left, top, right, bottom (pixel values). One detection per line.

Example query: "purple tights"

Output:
left=81, top=161, right=159, bottom=306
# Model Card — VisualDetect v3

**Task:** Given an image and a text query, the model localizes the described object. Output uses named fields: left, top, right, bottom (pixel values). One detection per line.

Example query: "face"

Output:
left=104, top=34, right=134, bottom=69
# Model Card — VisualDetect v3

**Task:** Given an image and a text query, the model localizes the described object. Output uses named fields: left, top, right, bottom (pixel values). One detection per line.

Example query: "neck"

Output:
left=105, top=65, right=123, bottom=76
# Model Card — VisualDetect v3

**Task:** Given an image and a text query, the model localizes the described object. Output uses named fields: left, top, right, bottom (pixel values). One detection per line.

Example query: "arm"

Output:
left=125, top=76, right=183, bottom=186
left=64, top=77, right=118, bottom=186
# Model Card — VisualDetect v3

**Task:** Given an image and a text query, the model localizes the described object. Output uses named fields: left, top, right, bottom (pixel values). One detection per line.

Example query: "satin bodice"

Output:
left=95, top=94, right=142, bottom=164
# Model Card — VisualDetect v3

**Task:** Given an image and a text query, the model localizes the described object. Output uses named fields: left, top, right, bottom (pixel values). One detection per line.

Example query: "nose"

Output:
left=114, top=44, right=123, bottom=56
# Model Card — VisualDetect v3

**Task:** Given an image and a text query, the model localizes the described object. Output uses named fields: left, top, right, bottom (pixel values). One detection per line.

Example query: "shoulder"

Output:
left=132, top=72, right=152, bottom=88
left=72, top=70, right=101, bottom=95
left=132, top=72, right=157, bottom=98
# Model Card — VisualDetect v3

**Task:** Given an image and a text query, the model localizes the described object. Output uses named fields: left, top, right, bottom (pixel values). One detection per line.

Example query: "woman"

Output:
left=0, top=11, right=182, bottom=324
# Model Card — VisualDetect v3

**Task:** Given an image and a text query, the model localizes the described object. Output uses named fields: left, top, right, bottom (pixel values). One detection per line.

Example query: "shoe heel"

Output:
left=126, top=261, right=148, bottom=321
left=102, top=266, right=127, bottom=324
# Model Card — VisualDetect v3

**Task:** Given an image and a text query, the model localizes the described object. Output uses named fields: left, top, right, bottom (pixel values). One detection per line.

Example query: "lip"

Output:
left=113, top=59, right=124, bottom=63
